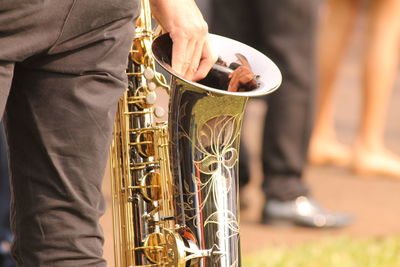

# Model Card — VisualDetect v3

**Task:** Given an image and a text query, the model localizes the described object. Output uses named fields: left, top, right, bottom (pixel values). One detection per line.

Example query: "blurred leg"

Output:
left=309, top=0, right=361, bottom=166
left=258, top=0, right=353, bottom=228
left=211, top=0, right=313, bottom=199
left=257, top=0, right=317, bottom=201
left=353, top=0, right=400, bottom=177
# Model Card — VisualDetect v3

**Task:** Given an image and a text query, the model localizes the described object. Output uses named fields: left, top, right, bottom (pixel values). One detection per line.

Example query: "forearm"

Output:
left=150, top=0, right=207, bottom=36
left=149, top=0, right=216, bottom=81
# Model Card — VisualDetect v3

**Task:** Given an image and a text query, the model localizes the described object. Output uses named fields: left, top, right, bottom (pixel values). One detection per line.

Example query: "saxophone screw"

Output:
left=143, top=213, right=152, bottom=221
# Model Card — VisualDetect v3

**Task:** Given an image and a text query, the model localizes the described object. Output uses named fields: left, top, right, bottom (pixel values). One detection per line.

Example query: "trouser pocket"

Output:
left=50, top=0, right=140, bottom=53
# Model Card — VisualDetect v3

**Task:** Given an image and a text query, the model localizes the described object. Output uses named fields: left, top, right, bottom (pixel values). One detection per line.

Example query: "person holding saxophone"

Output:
left=0, top=0, right=216, bottom=266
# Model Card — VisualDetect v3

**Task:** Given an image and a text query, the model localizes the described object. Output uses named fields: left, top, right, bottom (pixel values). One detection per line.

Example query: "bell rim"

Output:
left=152, top=33, right=282, bottom=97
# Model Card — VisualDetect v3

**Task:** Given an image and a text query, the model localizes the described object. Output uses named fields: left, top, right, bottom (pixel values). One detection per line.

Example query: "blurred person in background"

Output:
left=209, top=0, right=352, bottom=227
left=309, top=0, right=400, bottom=178
left=0, top=122, right=14, bottom=267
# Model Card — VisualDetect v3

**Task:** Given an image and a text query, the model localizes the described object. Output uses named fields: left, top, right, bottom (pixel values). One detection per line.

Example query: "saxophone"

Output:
left=109, top=1, right=282, bottom=266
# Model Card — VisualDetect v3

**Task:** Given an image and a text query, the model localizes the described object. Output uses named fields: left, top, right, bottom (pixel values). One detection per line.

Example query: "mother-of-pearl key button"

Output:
left=145, top=92, right=157, bottom=105
left=144, top=67, right=155, bottom=80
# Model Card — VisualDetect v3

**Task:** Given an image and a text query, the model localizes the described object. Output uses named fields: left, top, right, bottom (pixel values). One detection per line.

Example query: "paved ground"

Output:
left=100, top=14, right=400, bottom=264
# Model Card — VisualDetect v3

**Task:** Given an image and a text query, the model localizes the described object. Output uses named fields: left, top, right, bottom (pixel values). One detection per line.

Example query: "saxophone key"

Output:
left=145, top=92, right=157, bottom=105
left=154, top=107, right=165, bottom=118
left=144, top=67, right=155, bottom=80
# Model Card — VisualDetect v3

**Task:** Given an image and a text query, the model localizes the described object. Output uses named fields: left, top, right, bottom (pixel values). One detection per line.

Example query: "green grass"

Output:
left=242, top=236, right=400, bottom=267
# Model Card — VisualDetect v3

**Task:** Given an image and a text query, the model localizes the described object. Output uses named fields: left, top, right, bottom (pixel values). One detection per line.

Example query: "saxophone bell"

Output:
left=152, top=33, right=281, bottom=95
left=149, top=33, right=281, bottom=266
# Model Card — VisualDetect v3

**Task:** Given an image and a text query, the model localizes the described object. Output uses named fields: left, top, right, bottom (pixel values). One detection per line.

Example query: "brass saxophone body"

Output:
left=110, top=1, right=282, bottom=266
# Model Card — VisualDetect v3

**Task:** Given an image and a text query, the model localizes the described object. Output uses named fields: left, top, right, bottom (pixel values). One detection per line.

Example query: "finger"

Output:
left=228, top=68, right=245, bottom=92
left=235, top=53, right=252, bottom=68
left=238, top=69, right=254, bottom=84
left=238, top=73, right=255, bottom=92
left=228, top=69, right=240, bottom=92
left=182, top=38, right=198, bottom=80
left=184, top=39, right=204, bottom=81
left=192, top=39, right=218, bottom=81
left=171, top=34, right=189, bottom=76
left=237, top=67, right=258, bottom=91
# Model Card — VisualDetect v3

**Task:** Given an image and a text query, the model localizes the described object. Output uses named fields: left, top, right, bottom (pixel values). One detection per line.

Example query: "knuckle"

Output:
left=193, top=20, right=208, bottom=35
left=170, top=30, right=188, bottom=40
left=188, top=66, right=197, bottom=74
left=175, top=58, right=186, bottom=65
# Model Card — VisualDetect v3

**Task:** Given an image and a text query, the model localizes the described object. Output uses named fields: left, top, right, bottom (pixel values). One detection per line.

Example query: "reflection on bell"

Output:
left=152, top=33, right=282, bottom=97
left=198, top=54, right=259, bottom=92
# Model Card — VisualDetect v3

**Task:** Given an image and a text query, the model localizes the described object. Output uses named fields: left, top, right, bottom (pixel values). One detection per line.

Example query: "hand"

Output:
left=150, top=0, right=217, bottom=81
left=228, top=54, right=258, bottom=92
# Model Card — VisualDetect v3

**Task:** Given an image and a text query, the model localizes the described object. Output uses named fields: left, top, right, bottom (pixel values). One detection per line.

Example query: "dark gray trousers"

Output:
left=212, top=0, right=317, bottom=201
left=0, top=121, right=11, bottom=243
left=0, top=0, right=140, bottom=265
